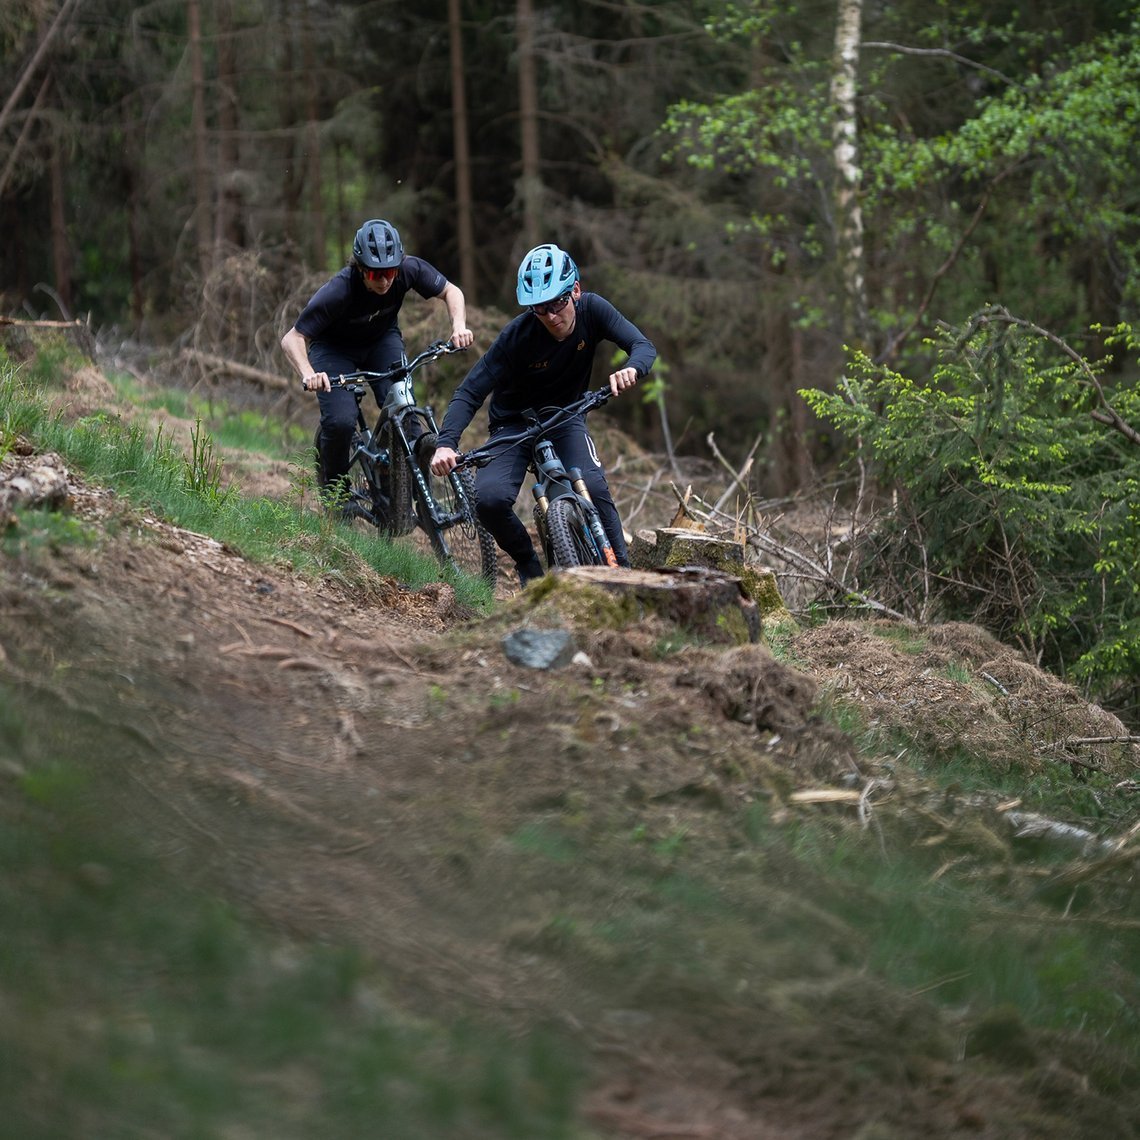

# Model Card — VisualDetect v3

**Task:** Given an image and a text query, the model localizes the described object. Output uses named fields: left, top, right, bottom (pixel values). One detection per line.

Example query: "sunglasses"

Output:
left=530, top=290, right=573, bottom=316
left=362, top=266, right=397, bottom=282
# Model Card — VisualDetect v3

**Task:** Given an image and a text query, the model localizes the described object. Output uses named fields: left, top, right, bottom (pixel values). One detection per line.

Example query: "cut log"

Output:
left=0, top=315, right=96, bottom=360
left=557, top=564, right=760, bottom=644
left=654, top=527, right=745, bottom=568
left=629, top=526, right=791, bottom=622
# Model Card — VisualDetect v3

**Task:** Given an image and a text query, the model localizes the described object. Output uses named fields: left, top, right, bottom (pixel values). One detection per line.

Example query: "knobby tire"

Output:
left=380, top=419, right=416, bottom=537
left=416, top=466, right=497, bottom=584
left=544, top=497, right=604, bottom=569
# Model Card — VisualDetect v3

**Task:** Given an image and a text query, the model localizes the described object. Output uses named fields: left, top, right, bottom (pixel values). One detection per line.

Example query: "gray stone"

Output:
left=502, top=628, right=577, bottom=669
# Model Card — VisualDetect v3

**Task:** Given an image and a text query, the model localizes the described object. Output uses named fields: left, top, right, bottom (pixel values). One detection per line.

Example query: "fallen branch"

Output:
left=180, top=348, right=291, bottom=391
left=1044, top=735, right=1140, bottom=749
left=706, top=429, right=761, bottom=511
left=0, top=315, right=89, bottom=330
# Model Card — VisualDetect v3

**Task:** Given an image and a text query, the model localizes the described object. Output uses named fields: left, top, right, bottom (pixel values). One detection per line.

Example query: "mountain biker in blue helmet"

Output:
left=430, top=243, right=656, bottom=587
left=281, top=218, right=473, bottom=514
left=516, top=243, right=580, bottom=307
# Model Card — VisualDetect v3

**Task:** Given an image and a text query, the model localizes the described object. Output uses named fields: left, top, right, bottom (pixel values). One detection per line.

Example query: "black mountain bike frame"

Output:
left=310, top=339, right=496, bottom=583
left=456, top=386, right=619, bottom=571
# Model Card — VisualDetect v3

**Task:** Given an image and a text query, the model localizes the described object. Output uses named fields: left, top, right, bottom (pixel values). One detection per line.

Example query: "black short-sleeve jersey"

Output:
left=294, top=257, right=447, bottom=350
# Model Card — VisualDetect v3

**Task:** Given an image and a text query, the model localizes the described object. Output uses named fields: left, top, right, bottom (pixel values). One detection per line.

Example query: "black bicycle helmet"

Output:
left=353, top=219, right=405, bottom=269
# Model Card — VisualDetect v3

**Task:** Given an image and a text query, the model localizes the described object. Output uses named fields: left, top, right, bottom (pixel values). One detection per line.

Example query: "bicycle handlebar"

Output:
left=299, top=338, right=466, bottom=391
left=455, top=385, right=612, bottom=470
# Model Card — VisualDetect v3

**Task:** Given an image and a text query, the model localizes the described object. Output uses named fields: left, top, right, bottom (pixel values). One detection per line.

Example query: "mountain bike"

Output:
left=309, top=339, right=497, bottom=584
left=456, top=386, right=620, bottom=571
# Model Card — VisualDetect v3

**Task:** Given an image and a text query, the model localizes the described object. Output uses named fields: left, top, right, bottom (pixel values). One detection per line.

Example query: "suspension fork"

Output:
left=531, top=440, right=618, bottom=567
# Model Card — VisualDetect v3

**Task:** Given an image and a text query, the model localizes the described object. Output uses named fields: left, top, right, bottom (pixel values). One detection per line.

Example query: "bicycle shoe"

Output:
left=516, top=554, right=545, bottom=588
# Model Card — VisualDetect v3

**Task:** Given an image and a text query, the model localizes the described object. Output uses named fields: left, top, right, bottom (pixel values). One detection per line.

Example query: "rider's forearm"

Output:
left=439, top=283, right=468, bottom=337
left=280, top=327, right=313, bottom=377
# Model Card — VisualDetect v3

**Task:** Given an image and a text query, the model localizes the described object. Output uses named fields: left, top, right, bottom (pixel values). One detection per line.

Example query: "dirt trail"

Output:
left=4, top=367, right=1139, bottom=1136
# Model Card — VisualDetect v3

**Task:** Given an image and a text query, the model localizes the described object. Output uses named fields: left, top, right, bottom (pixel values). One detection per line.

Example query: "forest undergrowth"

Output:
left=1, top=330, right=1139, bottom=1139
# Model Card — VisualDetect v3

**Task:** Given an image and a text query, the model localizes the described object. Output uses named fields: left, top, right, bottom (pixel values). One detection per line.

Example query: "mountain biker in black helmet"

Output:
left=281, top=218, right=473, bottom=513
left=429, top=242, right=656, bottom=586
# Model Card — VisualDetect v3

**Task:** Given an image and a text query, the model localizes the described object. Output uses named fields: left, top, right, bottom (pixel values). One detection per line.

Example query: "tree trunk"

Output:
left=188, top=0, right=213, bottom=278
left=302, top=0, right=325, bottom=269
left=449, top=0, right=477, bottom=302
left=516, top=0, right=541, bottom=250
left=830, top=0, right=868, bottom=345
left=214, top=0, right=244, bottom=249
left=278, top=0, right=303, bottom=238
left=125, top=99, right=145, bottom=326
left=49, top=122, right=72, bottom=316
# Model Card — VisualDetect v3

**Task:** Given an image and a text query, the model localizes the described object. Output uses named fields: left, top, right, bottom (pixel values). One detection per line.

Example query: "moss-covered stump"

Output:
left=629, top=526, right=793, bottom=624
left=557, top=564, right=760, bottom=645
left=0, top=317, right=96, bottom=363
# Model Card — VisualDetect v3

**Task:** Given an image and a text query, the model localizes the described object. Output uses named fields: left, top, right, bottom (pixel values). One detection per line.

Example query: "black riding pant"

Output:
left=310, top=331, right=407, bottom=488
left=474, top=413, right=629, bottom=568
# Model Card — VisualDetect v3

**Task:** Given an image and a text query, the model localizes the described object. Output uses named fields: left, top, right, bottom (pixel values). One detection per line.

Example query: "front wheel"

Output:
left=415, top=466, right=498, bottom=585
left=378, top=418, right=416, bottom=536
left=544, top=497, right=605, bottom=569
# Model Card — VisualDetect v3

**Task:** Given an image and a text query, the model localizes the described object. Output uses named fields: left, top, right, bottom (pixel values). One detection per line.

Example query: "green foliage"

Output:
left=659, top=2, right=1140, bottom=409
left=801, top=309, right=1140, bottom=717
left=866, top=22, right=1140, bottom=315
left=184, top=418, right=234, bottom=505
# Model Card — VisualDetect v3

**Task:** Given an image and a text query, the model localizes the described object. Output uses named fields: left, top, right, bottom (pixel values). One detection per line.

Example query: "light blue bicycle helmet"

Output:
left=516, top=244, right=579, bottom=306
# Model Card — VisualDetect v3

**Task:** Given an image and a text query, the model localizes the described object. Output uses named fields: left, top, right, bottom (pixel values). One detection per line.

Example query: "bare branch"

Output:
left=967, top=306, right=1140, bottom=446
left=861, top=41, right=1019, bottom=88
left=0, top=0, right=83, bottom=139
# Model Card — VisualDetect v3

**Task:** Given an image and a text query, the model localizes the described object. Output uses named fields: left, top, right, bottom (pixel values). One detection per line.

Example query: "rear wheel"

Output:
left=545, top=497, right=604, bottom=568
left=315, top=426, right=377, bottom=521
left=415, top=466, right=497, bottom=585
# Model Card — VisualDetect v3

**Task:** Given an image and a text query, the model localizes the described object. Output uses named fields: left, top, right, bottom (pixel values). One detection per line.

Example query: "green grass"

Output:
left=106, top=370, right=311, bottom=458
left=0, top=357, right=493, bottom=610
left=764, top=812, right=1140, bottom=1060
left=496, top=803, right=1140, bottom=1084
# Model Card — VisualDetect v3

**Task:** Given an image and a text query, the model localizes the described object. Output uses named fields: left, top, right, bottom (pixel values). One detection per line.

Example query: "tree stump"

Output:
left=629, top=526, right=791, bottom=622
left=558, top=564, right=760, bottom=644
